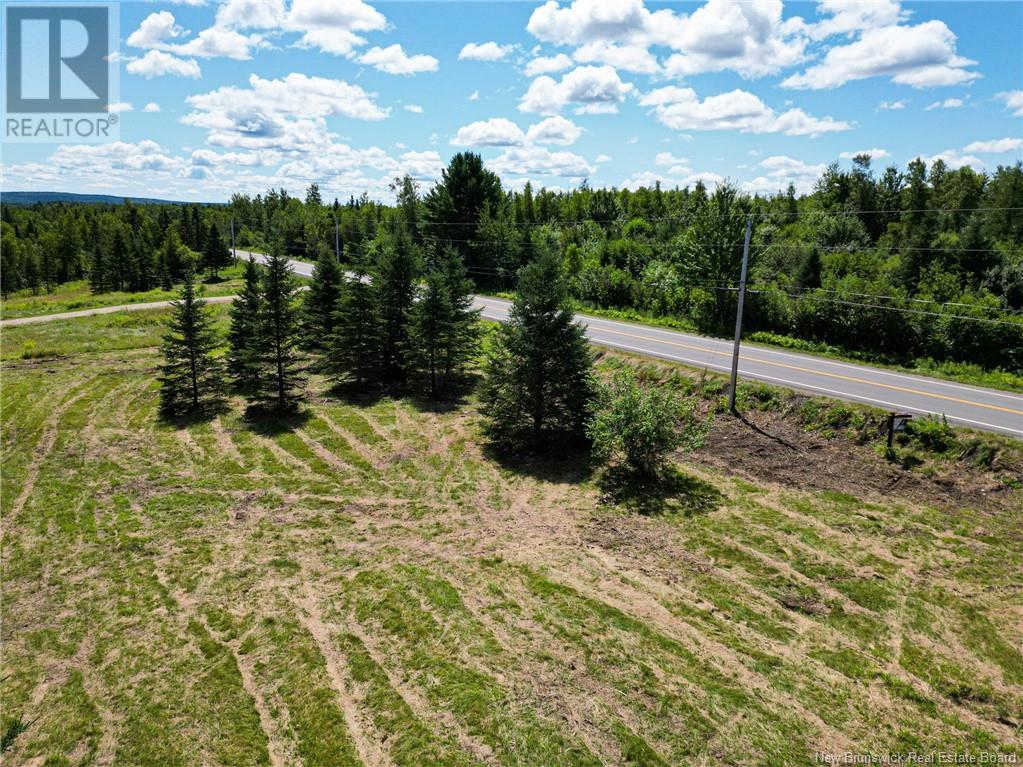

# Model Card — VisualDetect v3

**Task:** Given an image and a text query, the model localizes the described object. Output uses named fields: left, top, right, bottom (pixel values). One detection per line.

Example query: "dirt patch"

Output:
left=691, top=409, right=1020, bottom=513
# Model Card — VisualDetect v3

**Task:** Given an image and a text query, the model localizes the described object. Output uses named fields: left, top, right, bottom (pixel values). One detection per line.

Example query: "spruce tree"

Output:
left=158, top=270, right=224, bottom=418
left=478, top=251, right=594, bottom=449
left=227, top=257, right=262, bottom=391
left=250, top=248, right=305, bottom=413
left=375, top=232, right=420, bottom=380
left=302, top=243, right=344, bottom=350
left=327, top=258, right=380, bottom=387
left=408, top=247, right=480, bottom=396
left=203, top=222, right=231, bottom=280
left=409, top=262, right=451, bottom=397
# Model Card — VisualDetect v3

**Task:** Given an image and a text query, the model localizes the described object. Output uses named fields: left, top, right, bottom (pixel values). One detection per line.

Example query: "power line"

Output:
left=312, top=205, right=1023, bottom=230
left=325, top=234, right=1023, bottom=324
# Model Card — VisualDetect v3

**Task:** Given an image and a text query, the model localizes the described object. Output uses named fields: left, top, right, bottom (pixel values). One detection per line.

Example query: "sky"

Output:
left=2, top=0, right=1022, bottom=203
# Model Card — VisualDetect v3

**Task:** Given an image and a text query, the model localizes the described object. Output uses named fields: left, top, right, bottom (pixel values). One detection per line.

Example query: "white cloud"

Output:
left=923, top=149, right=984, bottom=171
left=108, top=102, right=133, bottom=113
left=925, top=97, right=964, bottom=111
left=127, top=10, right=263, bottom=60
left=997, top=90, right=1023, bottom=117
left=622, top=170, right=722, bottom=191
left=594, top=154, right=611, bottom=163
left=216, top=0, right=285, bottom=29
left=661, top=0, right=807, bottom=79
left=183, top=73, right=388, bottom=151
left=171, top=26, right=264, bottom=60
left=357, top=45, right=438, bottom=75
left=526, top=0, right=682, bottom=49
left=50, top=140, right=185, bottom=174
left=525, top=115, right=583, bottom=145
left=398, top=150, right=444, bottom=180
left=962, top=138, right=1023, bottom=154
left=640, top=87, right=850, bottom=137
left=125, top=50, right=201, bottom=78
left=285, top=0, right=387, bottom=55
left=654, top=151, right=691, bottom=175
left=191, top=149, right=280, bottom=167
left=404, top=104, right=424, bottom=113
left=519, top=65, right=634, bottom=115
left=524, top=53, right=573, bottom=76
left=451, top=118, right=527, bottom=147
left=878, top=99, right=906, bottom=110
left=573, top=42, right=659, bottom=74
left=450, top=115, right=582, bottom=147
left=838, top=148, right=891, bottom=160
left=808, top=0, right=906, bottom=39
left=469, top=90, right=480, bottom=101
left=187, top=73, right=388, bottom=122
left=741, top=154, right=826, bottom=195
left=459, top=41, right=514, bottom=61
left=143, top=102, right=161, bottom=113
left=126, top=11, right=185, bottom=49
left=526, top=0, right=806, bottom=80
left=489, top=146, right=595, bottom=178
left=782, top=20, right=979, bottom=90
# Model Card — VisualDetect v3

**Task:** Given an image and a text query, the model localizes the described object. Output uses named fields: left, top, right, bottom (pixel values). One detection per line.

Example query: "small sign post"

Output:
left=887, top=412, right=913, bottom=448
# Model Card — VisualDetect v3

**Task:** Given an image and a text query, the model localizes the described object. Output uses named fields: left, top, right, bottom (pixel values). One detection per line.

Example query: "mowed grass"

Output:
left=0, top=265, right=250, bottom=320
left=2, top=316, right=1022, bottom=765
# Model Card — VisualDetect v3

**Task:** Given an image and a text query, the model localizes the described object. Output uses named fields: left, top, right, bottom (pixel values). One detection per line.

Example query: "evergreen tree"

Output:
left=439, top=247, right=480, bottom=384
left=249, top=248, right=305, bottom=413
left=161, top=228, right=186, bottom=281
left=408, top=248, right=481, bottom=396
left=375, top=232, right=420, bottom=380
left=301, top=243, right=344, bottom=350
left=327, top=258, right=380, bottom=387
left=158, top=270, right=224, bottom=418
left=203, top=221, right=232, bottom=279
left=227, top=257, right=263, bottom=390
left=478, top=251, right=594, bottom=448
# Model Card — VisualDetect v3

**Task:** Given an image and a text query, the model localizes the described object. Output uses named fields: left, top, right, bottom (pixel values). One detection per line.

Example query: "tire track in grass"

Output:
left=343, top=566, right=606, bottom=767
left=151, top=565, right=278, bottom=767
left=316, top=411, right=385, bottom=471
left=255, top=434, right=316, bottom=475
left=211, top=416, right=246, bottom=467
left=295, top=429, right=357, bottom=474
left=291, top=592, right=390, bottom=767
left=2, top=378, right=97, bottom=537
left=434, top=556, right=673, bottom=767
left=340, top=617, right=497, bottom=767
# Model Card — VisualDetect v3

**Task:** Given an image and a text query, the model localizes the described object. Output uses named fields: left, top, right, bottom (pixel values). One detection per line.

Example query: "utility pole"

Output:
left=728, top=216, right=753, bottom=415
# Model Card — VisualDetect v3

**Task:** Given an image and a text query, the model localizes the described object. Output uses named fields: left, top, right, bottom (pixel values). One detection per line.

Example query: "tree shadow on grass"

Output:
left=243, top=406, right=312, bottom=436
left=483, top=438, right=596, bottom=485
left=598, top=465, right=722, bottom=517
left=160, top=400, right=230, bottom=428
left=324, top=381, right=389, bottom=409
left=405, top=374, right=481, bottom=415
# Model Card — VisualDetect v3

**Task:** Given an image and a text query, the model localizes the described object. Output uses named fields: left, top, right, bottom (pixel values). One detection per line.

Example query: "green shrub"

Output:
left=899, top=415, right=960, bottom=455
left=588, top=369, right=707, bottom=477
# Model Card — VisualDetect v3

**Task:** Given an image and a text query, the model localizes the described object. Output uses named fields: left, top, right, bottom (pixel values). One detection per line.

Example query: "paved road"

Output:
left=4, top=250, right=1021, bottom=437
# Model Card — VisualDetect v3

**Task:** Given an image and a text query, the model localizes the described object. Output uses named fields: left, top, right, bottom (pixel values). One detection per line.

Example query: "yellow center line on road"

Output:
left=588, top=324, right=1023, bottom=418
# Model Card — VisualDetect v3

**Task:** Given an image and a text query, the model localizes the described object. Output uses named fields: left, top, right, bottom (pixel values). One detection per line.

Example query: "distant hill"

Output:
left=0, top=191, right=215, bottom=206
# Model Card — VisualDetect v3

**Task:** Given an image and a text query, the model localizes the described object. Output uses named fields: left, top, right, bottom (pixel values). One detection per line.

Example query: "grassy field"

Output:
left=0, top=264, right=250, bottom=320
left=2, top=311, right=1022, bottom=765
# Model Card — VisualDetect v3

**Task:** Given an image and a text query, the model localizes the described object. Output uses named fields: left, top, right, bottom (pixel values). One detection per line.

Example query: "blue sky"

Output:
left=3, top=0, right=1022, bottom=202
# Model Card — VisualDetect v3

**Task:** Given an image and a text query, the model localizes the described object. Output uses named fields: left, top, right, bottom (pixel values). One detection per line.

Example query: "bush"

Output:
left=588, top=369, right=707, bottom=477
left=899, top=415, right=960, bottom=455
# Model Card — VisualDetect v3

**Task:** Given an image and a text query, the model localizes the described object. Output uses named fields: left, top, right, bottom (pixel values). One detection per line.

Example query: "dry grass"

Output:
left=1, top=330, right=1022, bottom=765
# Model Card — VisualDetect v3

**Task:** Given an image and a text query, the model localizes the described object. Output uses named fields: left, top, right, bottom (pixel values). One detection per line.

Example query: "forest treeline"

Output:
left=3, top=152, right=1022, bottom=373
